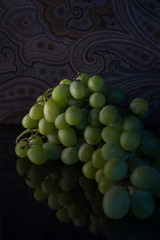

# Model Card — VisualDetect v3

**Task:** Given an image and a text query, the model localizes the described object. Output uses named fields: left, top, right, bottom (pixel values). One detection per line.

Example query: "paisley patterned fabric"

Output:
left=0, top=0, right=160, bottom=124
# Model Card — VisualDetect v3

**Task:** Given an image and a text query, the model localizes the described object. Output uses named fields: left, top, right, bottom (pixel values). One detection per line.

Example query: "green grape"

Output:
left=101, top=142, right=125, bottom=161
left=129, top=97, right=149, bottom=115
left=82, top=161, right=97, bottom=179
left=27, top=164, right=48, bottom=184
left=27, top=146, right=48, bottom=165
left=130, top=165, right=159, bottom=190
left=58, top=191, right=76, bottom=207
left=120, top=129, right=141, bottom=151
left=103, top=186, right=130, bottom=220
left=108, top=115, right=123, bottom=129
left=87, top=108, right=101, bottom=126
left=59, top=178, right=77, bottom=192
left=48, top=191, right=61, bottom=210
left=16, top=157, right=32, bottom=177
left=99, top=105, right=118, bottom=125
left=52, top=84, right=70, bottom=101
left=89, top=92, right=106, bottom=108
left=88, top=75, right=105, bottom=92
left=60, top=79, right=72, bottom=85
left=77, top=72, right=90, bottom=87
left=56, top=98, right=67, bottom=109
left=104, top=158, right=128, bottom=181
left=122, top=115, right=141, bottom=131
left=70, top=81, right=85, bottom=99
left=68, top=203, right=83, bottom=219
left=47, top=130, right=60, bottom=144
left=15, top=141, right=28, bottom=158
left=58, top=128, right=77, bottom=146
left=106, top=87, right=126, bottom=104
left=22, top=114, right=38, bottom=129
left=73, top=215, right=87, bottom=227
left=56, top=208, right=71, bottom=223
left=131, top=190, right=155, bottom=219
left=36, top=95, right=43, bottom=103
left=127, top=154, right=148, bottom=172
left=42, top=142, right=61, bottom=160
left=26, top=179, right=40, bottom=189
left=98, top=177, right=116, bottom=195
left=29, top=103, right=44, bottom=120
left=46, top=160, right=62, bottom=181
left=55, top=113, right=70, bottom=129
left=61, top=147, right=79, bottom=165
left=102, top=125, right=122, bottom=143
left=75, top=109, right=89, bottom=130
left=66, top=96, right=83, bottom=107
left=84, top=125, right=101, bottom=145
left=92, top=148, right=106, bottom=169
left=78, top=143, right=94, bottom=162
left=38, top=118, right=55, bottom=135
left=41, top=176, right=58, bottom=194
left=28, top=135, right=42, bottom=147
left=95, top=169, right=105, bottom=183
left=139, top=131, right=159, bottom=157
left=65, top=106, right=82, bottom=125
left=34, top=187, right=48, bottom=201
left=44, top=98, right=60, bottom=123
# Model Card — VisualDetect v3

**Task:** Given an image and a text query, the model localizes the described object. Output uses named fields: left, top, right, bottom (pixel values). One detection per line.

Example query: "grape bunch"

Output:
left=15, top=73, right=160, bottom=224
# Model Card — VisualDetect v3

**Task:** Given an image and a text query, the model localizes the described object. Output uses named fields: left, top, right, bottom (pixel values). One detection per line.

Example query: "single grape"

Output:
left=38, top=118, right=55, bottom=135
left=139, top=131, right=159, bottom=157
left=99, top=105, right=118, bottom=125
left=120, top=129, right=141, bottom=151
left=47, top=130, right=60, bottom=144
left=102, top=125, right=122, bottom=143
left=92, top=148, right=106, bottom=169
left=15, top=141, right=28, bottom=158
left=22, top=114, right=38, bottom=129
left=55, top=113, right=70, bottom=129
left=70, top=81, right=85, bottom=99
left=131, top=190, right=155, bottom=219
left=29, top=104, right=44, bottom=120
left=44, top=98, right=60, bottom=123
left=98, top=177, right=116, bottom=195
left=78, top=143, right=94, bottom=162
left=84, top=125, right=101, bottom=145
left=77, top=72, right=90, bottom=87
left=56, top=207, right=71, bottom=223
left=87, top=108, right=101, bottom=126
left=101, top=142, right=125, bottom=161
left=103, top=186, right=130, bottom=220
left=48, top=192, right=61, bottom=210
left=34, top=187, right=48, bottom=201
left=28, top=135, right=42, bottom=147
left=26, top=179, right=40, bottom=189
left=95, top=169, right=105, bottom=183
left=129, top=98, right=149, bottom=115
left=89, top=92, right=106, bottom=108
left=130, top=165, right=159, bottom=190
left=60, top=79, right=72, bottom=85
left=61, top=147, right=79, bottom=165
left=42, top=142, right=61, bottom=160
left=59, top=178, right=77, bottom=192
left=88, top=75, right=105, bottom=92
left=58, top=128, right=77, bottom=147
left=52, top=84, right=70, bottom=101
left=122, top=115, right=141, bottom=131
left=65, top=106, right=82, bottom=125
left=73, top=215, right=87, bottom=227
left=82, top=161, right=97, bottom=179
left=58, top=191, right=76, bottom=207
left=16, top=157, right=32, bottom=177
left=104, top=158, right=128, bottom=182
left=41, top=176, right=58, bottom=194
left=68, top=203, right=83, bottom=219
left=27, top=146, right=48, bottom=165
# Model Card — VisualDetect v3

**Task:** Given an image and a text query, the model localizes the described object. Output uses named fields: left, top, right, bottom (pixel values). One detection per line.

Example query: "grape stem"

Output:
left=16, top=129, right=38, bottom=144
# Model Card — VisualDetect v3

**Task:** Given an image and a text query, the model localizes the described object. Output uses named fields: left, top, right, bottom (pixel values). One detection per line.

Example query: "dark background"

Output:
left=0, top=0, right=160, bottom=239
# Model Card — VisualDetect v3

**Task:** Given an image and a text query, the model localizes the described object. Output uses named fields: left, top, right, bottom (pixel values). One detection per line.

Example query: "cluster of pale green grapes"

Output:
left=15, top=73, right=160, bottom=224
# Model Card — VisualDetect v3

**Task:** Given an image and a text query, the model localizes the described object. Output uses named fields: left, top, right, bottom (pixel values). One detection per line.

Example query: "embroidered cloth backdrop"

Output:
left=0, top=0, right=160, bottom=124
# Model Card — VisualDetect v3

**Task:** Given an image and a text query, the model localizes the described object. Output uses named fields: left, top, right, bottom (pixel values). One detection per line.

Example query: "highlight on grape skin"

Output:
left=15, top=72, right=160, bottom=234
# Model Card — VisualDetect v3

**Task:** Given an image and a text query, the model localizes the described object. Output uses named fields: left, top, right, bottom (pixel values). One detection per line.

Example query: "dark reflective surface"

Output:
left=0, top=124, right=160, bottom=240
